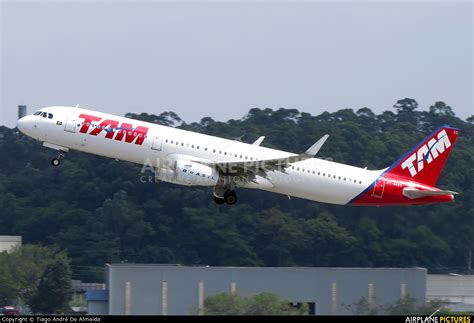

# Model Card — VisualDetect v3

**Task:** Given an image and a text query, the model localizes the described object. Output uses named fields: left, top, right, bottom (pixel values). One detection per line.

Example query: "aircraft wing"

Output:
left=192, top=134, right=329, bottom=181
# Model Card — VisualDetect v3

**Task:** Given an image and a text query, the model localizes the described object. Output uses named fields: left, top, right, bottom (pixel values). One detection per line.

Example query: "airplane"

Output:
left=16, top=105, right=460, bottom=206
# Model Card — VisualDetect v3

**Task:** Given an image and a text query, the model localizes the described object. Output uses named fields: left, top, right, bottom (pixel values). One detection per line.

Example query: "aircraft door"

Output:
left=151, top=131, right=163, bottom=151
left=371, top=178, right=385, bottom=199
left=64, top=110, right=77, bottom=133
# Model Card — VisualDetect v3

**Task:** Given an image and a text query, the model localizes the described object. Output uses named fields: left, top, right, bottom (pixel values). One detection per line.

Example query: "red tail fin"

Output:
left=385, top=126, right=460, bottom=186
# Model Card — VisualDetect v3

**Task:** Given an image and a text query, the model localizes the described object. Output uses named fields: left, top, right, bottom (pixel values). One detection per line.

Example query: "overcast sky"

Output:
left=1, top=0, right=472, bottom=128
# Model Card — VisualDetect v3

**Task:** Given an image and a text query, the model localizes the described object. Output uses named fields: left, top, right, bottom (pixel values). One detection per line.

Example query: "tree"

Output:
left=0, top=252, right=18, bottom=305
left=384, top=295, right=451, bottom=315
left=429, top=101, right=455, bottom=116
left=393, top=98, right=418, bottom=114
left=29, top=254, right=73, bottom=314
left=393, top=98, right=419, bottom=124
left=342, top=296, right=380, bottom=315
left=245, top=293, right=308, bottom=315
left=0, top=245, right=73, bottom=312
left=8, top=245, right=59, bottom=306
left=198, top=292, right=308, bottom=315
left=200, top=292, right=245, bottom=315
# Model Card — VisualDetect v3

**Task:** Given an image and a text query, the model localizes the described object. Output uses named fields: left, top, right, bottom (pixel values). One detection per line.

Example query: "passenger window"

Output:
left=181, top=143, right=184, bottom=146
left=192, top=145, right=194, bottom=148
left=224, top=152, right=227, bottom=155
left=205, top=147, right=207, bottom=151
left=165, top=139, right=168, bottom=143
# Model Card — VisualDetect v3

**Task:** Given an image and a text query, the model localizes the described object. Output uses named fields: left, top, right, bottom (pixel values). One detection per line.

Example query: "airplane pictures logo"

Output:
left=405, top=315, right=471, bottom=323
left=401, top=130, right=451, bottom=177
left=78, top=114, right=149, bottom=145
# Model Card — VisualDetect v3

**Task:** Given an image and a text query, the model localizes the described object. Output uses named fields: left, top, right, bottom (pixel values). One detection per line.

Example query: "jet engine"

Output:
left=157, top=159, right=219, bottom=186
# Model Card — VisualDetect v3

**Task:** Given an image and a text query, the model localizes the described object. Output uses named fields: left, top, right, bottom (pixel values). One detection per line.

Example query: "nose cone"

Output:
left=17, top=115, right=35, bottom=137
left=17, top=116, right=28, bottom=133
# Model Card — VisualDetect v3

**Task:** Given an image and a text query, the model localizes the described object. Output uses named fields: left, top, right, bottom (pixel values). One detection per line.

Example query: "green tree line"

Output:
left=0, top=245, right=72, bottom=313
left=0, top=98, right=472, bottom=281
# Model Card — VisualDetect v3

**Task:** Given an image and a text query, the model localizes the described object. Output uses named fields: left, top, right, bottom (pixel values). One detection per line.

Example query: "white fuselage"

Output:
left=17, top=106, right=384, bottom=205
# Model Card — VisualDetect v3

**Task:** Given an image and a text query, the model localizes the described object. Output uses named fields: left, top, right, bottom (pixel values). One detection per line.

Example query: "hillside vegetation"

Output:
left=0, top=98, right=472, bottom=281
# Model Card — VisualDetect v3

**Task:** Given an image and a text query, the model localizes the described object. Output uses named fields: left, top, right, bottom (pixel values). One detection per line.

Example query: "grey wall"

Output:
left=88, top=301, right=108, bottom=315
left=107, top=265, right=426, bottom=315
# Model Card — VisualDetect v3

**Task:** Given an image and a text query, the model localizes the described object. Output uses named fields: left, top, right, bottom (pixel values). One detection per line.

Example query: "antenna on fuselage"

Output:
left=74, top=104, right=79, bottom=108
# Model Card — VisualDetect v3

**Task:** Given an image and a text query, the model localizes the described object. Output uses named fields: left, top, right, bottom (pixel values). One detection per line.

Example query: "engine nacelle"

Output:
left=157, top=159, right=219, bottom=186
left=176, top=160, right=219, bottom=186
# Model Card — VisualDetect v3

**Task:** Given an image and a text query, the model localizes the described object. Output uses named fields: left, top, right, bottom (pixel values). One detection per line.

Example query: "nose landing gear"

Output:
left=51, top=150, right=66, bottom=167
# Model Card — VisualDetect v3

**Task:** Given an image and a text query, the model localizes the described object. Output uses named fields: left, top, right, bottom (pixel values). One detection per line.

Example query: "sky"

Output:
left=1, top=0, right=472, bottom=128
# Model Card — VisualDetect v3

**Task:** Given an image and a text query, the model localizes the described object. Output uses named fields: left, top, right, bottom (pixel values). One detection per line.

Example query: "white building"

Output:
left=0, top=236, right=22, bottom=253
left=426, top=274, right=474, bottom=313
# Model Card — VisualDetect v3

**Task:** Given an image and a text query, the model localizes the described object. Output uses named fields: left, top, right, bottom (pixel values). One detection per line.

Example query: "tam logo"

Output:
left=78, top=114, right=149, bottom=145
left=401, top=130, right=451, bottom=177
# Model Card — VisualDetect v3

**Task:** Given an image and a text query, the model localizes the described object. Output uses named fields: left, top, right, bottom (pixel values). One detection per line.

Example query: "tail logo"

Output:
left=400, top=130, right=451, bottom=177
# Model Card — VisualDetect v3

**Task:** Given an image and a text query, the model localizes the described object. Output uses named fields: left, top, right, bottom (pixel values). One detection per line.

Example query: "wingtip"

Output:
left=304, top=134, right=330, bottom=156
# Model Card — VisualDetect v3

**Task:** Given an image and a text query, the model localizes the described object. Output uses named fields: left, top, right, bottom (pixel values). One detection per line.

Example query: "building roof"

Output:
left=0, top=236, right=21, bottom=242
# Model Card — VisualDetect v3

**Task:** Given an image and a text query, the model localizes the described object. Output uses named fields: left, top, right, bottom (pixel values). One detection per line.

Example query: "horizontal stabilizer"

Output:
left=403, top=187, right=458, bottom=199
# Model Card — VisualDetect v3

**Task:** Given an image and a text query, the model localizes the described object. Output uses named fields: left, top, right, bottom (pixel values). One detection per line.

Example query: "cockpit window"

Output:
left=48, top=113, right=53, bottom=119
left=34, top=111, right=42, bottom=116
left=41, top=112, right=47, bottom=118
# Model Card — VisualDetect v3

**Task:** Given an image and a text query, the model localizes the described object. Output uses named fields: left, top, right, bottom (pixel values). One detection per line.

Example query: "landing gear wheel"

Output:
left=213, top=195, right=225, bottom=205
left=224, top=190, right=237, bottom=205
left=51, top=149, right=66, bottom=167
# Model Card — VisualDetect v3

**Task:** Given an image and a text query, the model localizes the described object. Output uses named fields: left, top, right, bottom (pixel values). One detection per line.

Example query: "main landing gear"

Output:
left=213, top=190, right=238, bottom=205
left=213, top=176, right=238, bottom=205
left=51, top=150, right=66, bottom=167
